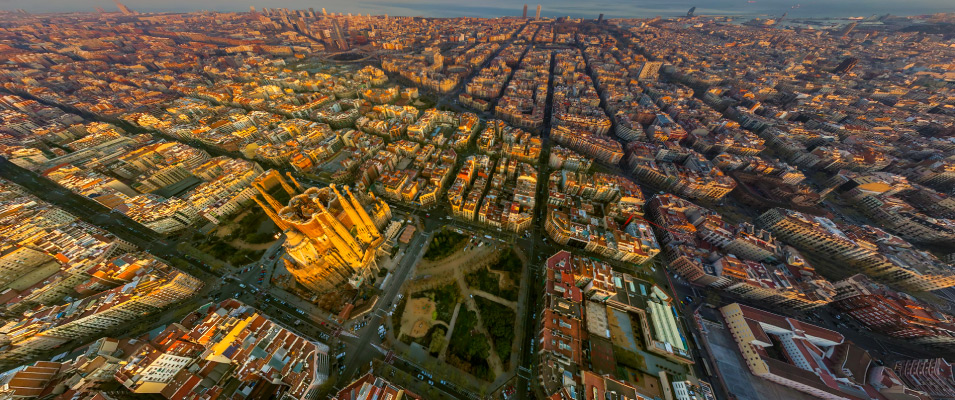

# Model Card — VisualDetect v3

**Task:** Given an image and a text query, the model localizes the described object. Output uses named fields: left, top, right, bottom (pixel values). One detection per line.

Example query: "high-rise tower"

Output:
left=523, top=4, right=528, bottom=19
left=833, top=57, right=859, bottom=74
left=114, top=0, right=135, bottom=15
left=535, top=4, right=541, bottom=20
left=841, top=22, right=858, bottom=37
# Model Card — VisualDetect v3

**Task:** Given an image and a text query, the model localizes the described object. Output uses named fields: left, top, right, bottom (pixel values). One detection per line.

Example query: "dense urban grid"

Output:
left=0, top=3, right=953, bottom=400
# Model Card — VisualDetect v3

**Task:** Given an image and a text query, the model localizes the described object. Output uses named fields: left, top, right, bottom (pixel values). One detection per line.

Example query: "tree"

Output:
left=429, top=327, right=446, bottom=354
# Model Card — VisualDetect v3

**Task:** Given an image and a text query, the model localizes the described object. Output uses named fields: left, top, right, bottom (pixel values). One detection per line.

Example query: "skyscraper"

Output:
left=295, top=17, right=310, bottom=36
left=833, top=57, right=859, bottom=74
left=332, top=18, right=348, bottom=50
left=536, top=4, right=542, bottom=20
left=841, top=22, right=858, bottom=37
left=114, top=0, right=134, bottom=16
left=523, top=4, right=528, bottom=19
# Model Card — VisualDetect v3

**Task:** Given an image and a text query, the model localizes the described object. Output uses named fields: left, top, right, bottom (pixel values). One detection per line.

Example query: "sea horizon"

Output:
left=4, top=0, right=953, bottom=20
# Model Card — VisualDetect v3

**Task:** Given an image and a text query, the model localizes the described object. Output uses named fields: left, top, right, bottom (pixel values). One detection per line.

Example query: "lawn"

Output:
left=423, top=229, right=468, bottom=261
left=475, top=297, right=516, bottom=367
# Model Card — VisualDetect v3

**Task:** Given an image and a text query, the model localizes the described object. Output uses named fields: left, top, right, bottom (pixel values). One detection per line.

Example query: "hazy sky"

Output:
left=3, top=0, right=953, bottom=19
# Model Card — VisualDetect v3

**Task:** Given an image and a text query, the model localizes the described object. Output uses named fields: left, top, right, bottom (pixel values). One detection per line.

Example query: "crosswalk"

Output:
left=517, top=366, right=532, bottom=379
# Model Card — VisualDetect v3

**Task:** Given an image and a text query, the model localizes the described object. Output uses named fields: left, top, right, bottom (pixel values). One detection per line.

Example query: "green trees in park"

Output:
left=465, top=248, right=522, bottom=301
left=429, top=327, right=447, bottom=355
left=391, top=296, right=408, bottom=334
left=475, top=297, right=516, bottom=364
left=465, top=267, right=517, bottom=301
left=224, top=209, right=276, bottom=243
left=492, top=248, right=522, bottom=274
left=423, top=229, right=468, bottom=261
left=447, top=309, right=491, bottom=380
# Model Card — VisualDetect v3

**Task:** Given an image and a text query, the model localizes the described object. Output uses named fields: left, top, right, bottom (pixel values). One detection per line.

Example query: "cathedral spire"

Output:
left=254, top=181, right=285, bottom=212
left=331, top=184, right=375, bottom=246
left=253, top=195, right=288, bottom=231
left=345, top=185, right=380, bottom=238
left=286, top=171, right=306, bottom=193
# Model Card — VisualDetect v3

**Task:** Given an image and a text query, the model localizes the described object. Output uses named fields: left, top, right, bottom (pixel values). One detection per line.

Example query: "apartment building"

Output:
left=757, top=208, right=955, bottom=292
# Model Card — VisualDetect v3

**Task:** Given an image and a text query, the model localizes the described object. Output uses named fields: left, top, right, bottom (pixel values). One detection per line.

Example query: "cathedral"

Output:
left=253, top=170, right=390, bottom=293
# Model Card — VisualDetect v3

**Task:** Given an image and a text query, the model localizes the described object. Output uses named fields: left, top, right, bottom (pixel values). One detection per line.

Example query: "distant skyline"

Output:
left=3, top=0, right=954, bottom=19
